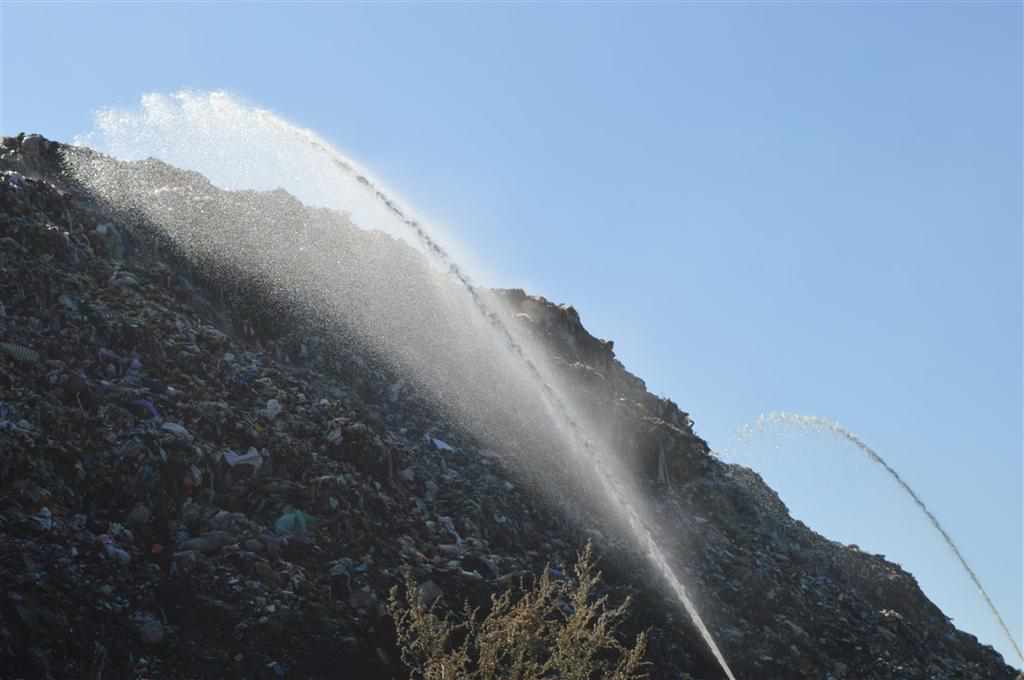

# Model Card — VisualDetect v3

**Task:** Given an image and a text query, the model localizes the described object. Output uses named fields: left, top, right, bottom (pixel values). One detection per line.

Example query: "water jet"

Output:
left=67, top=90, right=737, bottom=680
left=735, top=411, right=1023, bottom=667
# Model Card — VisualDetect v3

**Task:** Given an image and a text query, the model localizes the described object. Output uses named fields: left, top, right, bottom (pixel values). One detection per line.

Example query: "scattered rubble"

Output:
left=0, top=133, right=1017, bottom=679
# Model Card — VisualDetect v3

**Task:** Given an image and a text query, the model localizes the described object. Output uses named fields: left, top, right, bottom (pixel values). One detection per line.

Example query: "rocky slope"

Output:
left=0, top=133, right=1017, bottom=679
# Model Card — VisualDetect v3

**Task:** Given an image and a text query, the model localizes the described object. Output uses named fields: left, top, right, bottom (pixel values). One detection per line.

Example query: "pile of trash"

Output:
left=0, top=133, right=1016, bottom=679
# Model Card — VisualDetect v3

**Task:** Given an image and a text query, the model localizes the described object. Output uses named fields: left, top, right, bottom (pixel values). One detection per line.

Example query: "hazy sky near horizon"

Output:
left=3, top=2, right=1021, bottom=666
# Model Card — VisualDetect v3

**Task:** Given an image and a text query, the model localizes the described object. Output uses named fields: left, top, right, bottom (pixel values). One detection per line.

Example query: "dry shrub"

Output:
left=388, top=544, right=648, bottom=680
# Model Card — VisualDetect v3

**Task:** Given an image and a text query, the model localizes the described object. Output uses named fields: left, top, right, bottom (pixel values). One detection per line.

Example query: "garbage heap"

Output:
left=0, top=133, right=1017, bottom=680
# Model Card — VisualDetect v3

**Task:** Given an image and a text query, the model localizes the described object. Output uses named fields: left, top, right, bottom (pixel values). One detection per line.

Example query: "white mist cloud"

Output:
left=74, top=89, right=489, bottom=283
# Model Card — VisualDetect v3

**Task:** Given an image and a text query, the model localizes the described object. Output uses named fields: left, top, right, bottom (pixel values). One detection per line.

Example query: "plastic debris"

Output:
left=223, top=447, right=263, bottom=470
left=0, top=341, right=40, bottom=364
left=274, top=509, right=316, bottom=536
left=429, top=437, right=454, bottom=452
left=261, top=398, right=283, bottom=420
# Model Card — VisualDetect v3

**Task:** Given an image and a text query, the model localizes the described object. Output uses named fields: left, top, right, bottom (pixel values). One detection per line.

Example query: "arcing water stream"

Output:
left=67, top=91, right=737, bottom=680
left=744, top=412, right=1023, bottom=667
left=301, top=134, right=740, bottom=680
left=284, top=105, right=736, bottom=680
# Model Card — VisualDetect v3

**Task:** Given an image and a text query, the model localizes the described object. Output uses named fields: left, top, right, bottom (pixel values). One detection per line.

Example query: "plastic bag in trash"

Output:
left=274, top=509, right=316, bottom=536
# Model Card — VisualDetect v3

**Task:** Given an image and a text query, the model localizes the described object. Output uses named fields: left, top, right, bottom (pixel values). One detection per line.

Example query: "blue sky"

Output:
left=3, top=2, right=1021, bottom=666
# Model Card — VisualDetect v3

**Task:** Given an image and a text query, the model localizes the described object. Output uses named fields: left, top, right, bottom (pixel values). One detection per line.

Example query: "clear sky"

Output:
left=3, top=1, right=1021, bottom=666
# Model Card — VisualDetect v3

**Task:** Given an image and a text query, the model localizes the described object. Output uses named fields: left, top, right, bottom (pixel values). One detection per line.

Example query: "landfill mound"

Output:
left=0, top=133, right=1017, bottom=680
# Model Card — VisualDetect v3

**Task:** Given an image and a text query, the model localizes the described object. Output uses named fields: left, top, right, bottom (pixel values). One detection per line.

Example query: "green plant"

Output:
left=388, top=544, right=649, bottom=680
